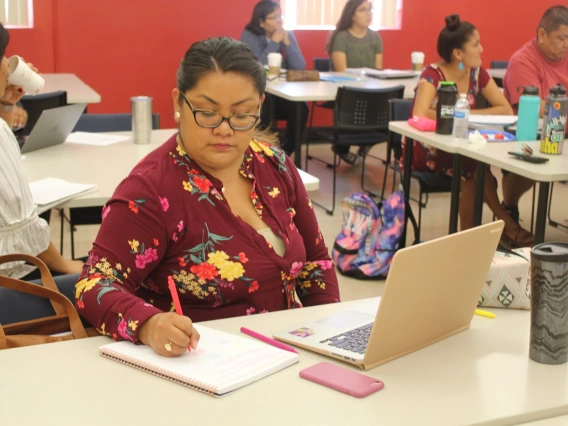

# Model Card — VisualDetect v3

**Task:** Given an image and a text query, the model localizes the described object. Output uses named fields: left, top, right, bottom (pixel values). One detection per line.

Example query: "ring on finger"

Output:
left=164, top=341, right=173, bottom=352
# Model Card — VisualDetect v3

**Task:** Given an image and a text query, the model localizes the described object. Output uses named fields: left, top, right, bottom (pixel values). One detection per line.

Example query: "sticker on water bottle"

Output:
left=440, top=106, right=454, bottom=118
left=540, top=113, right=566, bottom=155
left=454, top=110, right=467, bottom=119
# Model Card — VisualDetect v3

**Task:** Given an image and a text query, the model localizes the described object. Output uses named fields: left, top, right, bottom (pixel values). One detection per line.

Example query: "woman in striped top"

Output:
left=0, top=22, right=83, bottom=280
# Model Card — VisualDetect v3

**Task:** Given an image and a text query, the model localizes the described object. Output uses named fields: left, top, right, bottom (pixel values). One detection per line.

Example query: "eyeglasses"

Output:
left=265, top=14, right=283, bottom=21
left=180, top=93, right=261, bottom=131
left=356, top=7, right=373, bottom=14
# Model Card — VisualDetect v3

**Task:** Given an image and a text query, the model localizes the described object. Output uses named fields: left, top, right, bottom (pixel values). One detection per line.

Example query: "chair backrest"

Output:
left=73, top=113, right=161, bottom=132
left=334, top=86, right=405, bottom=132
left=388, top=98, right=413, bottom=158
left=490, top=60, right=509, bottom=69
left=313, top=57, right=332, bottom=72
left=19, top=91, right=68, bottom=136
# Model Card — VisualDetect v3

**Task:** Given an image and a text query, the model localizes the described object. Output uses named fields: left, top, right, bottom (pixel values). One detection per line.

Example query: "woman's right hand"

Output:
left=271, top=29, right=285, bottom=44
left=138, top=312, right=200, bottom=357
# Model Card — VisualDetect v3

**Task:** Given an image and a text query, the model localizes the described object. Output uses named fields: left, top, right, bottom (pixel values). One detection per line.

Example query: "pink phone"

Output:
left=299, top=362, right=384, bottom=398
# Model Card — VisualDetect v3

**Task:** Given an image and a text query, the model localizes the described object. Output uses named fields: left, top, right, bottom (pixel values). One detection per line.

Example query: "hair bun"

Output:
left=445, top=14, right=461, bottom=31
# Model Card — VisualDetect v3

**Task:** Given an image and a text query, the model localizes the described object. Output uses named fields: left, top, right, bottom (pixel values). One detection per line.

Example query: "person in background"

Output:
left=502, top=5, right=568, bottom=224
left=326, top=0, right=384, bottom=164
left=75, top=37, right=339, bottom=358
left=405, top=15, right=532, bottom=246
left=0, top=23, right=82, bottom=287
left=327, top=0, right=383, bottom=72
left=241, top=0, right=308, bottom=156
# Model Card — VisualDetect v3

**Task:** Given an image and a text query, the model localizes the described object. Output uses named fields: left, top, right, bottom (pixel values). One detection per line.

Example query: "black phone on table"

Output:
left=508, top=152, right=550, bottom=164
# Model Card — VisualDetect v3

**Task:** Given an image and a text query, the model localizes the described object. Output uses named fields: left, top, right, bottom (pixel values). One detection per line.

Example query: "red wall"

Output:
left=7, top=0, right=563, bottom=128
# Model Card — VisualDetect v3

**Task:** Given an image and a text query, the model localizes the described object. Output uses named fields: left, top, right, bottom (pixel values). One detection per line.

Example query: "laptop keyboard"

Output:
left=318, top=323, right=373, bottom=354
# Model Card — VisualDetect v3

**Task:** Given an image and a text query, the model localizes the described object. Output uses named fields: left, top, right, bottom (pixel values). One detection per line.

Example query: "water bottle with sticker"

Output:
left=540, top=83, right=567, bottom=155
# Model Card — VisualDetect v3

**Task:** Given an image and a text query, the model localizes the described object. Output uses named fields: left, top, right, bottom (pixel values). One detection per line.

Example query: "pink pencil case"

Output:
left=407, top=116, right=436, bottom=132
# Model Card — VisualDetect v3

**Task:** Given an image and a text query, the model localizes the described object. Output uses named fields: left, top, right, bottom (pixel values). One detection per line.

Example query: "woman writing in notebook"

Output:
left=76, top=37, right=340, bottom=357
left=326, top=0, right=384, bottom=164
left=0, top=23, right=83, bottom=284
left=404, top=15, right=533, bottom=246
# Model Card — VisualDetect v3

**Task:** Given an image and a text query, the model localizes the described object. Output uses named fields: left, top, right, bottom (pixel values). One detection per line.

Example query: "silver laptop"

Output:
left=273, top=222, right=504, bottom=370
left=20, top=103, right=86, bottom=154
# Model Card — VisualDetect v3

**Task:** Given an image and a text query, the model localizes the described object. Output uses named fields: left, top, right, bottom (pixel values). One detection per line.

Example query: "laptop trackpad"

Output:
left=316, top=310, right=375, bottom=328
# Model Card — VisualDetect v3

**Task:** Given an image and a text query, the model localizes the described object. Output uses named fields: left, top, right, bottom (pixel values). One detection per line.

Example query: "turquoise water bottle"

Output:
left=516, top=86, right=540, bottom=141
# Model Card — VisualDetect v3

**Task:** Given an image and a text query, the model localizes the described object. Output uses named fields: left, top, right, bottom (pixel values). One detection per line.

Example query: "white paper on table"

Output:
left=468, top=115, right=518, bottom=126
left=65, top=132, right=130, bottom=146
left=29, top=178, right=97, bottom=206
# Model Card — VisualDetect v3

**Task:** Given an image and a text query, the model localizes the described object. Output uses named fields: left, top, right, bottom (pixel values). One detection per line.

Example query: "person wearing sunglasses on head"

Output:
left=75, top=37, right=340, bottom=357
left=241, top=0, right=308, bottom=157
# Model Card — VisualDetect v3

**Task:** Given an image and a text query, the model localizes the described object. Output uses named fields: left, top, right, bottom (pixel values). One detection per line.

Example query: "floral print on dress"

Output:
left=128, top=199, right=145, bottom=214
left=129, top=239, right=159, bottom=269
left=171, top=143, right=219, bottom=206
left=159, top=197, right=169, bottom=212
left=170, top=224, right=256, bottom=307
left=265, top=186, right=281, bottom=198
left=250, top=139, right=291, bottom=180
left=75, top=254, right=131, bottom=308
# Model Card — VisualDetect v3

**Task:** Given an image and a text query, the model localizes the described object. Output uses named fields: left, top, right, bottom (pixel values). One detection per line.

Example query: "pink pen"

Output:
left=167, top=276, right=191, bottom=352
left=240, top=327, right=299, bottom=354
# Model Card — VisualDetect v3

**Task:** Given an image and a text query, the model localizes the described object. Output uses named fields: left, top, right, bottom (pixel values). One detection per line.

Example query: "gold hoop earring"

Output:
left=174, top=111, right=181, bottom=121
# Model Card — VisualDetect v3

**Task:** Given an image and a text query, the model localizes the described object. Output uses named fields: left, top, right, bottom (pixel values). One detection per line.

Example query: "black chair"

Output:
left=19, top=91, right=68, bottom=136
left=73, top=113, right=161, bottom=132
left=306, top=85, right=405, bottom=215
left=313, top=58, right=332, bottom=72
left=307, top=58, right=334, bottom=140
left=489, top=61, right=508, bottom=88
left=490, top=61, right=509, bottom=69
left=381, top=99, right=452, bottom=242
left=64, top=113, right=161, bottom=259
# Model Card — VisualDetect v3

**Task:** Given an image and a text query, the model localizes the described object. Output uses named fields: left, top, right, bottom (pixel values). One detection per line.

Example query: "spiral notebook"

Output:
left=99, top=324, right=299, bottom=397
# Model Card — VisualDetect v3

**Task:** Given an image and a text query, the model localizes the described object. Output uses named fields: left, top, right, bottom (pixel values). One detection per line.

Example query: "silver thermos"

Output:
left=131, top=96, right=153, bottom=145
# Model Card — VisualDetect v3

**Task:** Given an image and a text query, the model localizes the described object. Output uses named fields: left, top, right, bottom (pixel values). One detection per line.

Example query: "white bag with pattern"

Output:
left=478, top=247, right=531, bottom=310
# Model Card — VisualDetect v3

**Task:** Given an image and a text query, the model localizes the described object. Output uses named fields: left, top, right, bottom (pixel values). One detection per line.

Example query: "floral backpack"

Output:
left=331, top=191, right=406, bottom=279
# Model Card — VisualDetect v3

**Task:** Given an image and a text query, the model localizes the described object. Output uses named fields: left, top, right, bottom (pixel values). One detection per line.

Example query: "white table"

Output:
left=526, top=416, right=568, bottom=425
left=389, top=121, right=568, bottom=243
left=2, top=299, right=568, bottom=426
left=459, top=140, right=568, bottom=243
left=266, top=72, right=418, bottom=167
left=22, top=129, right=319, bottom=209
left=267, top=73, right=417, bottom=102
left=39, top=73, right=101, bottom=104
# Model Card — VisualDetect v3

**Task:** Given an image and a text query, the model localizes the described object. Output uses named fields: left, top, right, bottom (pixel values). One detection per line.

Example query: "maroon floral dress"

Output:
left=75, top=135, right=340, bottom=343
left=403, top=64, right=492, bottom=179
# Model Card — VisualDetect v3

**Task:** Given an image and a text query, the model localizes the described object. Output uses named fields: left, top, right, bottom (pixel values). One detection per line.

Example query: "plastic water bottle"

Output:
left=452, top=94, right=470, bottom=139
left=516, top=86, right=540, bottom=141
